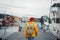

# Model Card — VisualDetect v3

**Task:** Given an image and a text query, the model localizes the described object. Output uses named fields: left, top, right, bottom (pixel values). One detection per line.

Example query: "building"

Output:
left=49, top=3, right=60, bottom=39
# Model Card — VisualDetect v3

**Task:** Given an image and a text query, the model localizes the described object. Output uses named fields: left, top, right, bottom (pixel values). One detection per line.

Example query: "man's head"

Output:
left=29, top=17, right=34, bottom=21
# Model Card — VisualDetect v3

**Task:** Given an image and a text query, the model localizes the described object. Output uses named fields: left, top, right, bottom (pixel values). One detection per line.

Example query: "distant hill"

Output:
left=0, top=14, right=10, bottom=18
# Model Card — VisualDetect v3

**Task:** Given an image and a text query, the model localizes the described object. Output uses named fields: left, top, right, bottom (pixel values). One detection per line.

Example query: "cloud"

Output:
left=0, top=0, right=51, bottom=18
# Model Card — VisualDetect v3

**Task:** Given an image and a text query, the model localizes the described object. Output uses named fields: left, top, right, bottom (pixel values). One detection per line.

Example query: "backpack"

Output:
left=27, top=24, right=34, bottom=35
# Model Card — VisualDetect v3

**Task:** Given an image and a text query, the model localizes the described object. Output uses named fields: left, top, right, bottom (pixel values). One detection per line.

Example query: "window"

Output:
left=49, top=18, right=52, bottom=24
left=52, top=18, right=60, bottom=23
left=56, top=18, right=59, bottom=23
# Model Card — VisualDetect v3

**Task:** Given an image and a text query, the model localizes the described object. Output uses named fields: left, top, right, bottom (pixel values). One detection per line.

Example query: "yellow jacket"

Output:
left=24, top=22, right=38, bottom=37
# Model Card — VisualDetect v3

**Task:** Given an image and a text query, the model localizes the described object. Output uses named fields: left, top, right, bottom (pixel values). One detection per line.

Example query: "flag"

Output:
left=52, top=11, right=56, bottom=16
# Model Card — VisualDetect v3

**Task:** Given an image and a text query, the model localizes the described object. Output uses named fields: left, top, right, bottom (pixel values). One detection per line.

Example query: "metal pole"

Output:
left=49, top=0, right=52, bottom=30
left=49, top=0, right=52, bottom=19
left=4, top=11, right=6, bottom=37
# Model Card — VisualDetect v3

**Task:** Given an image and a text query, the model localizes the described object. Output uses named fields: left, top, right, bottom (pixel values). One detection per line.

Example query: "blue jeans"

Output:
left=28, top=37, right=34, bottom=40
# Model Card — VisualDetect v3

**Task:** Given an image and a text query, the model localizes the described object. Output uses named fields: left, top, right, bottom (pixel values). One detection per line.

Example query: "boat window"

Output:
left=52, top=18, right=55, bottom=23
left=56, top=18, right=59, bottom=23
left=49, top=18, right=52, bottom=24
left=52, top=18, right=60, bottom=23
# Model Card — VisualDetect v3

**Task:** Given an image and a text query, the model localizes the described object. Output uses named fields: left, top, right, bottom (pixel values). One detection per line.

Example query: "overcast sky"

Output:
left=0, top=0, right=58, bottom=18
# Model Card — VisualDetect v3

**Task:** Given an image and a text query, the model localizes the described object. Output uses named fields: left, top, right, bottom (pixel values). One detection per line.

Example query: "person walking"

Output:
left=24, top=17, right=38, bottom=40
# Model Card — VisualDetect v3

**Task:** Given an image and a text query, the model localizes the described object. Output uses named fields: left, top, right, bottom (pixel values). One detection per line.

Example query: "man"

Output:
left=44, top=20, right=49, bottom=31
left=24, top=17, right=38, bottom=40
